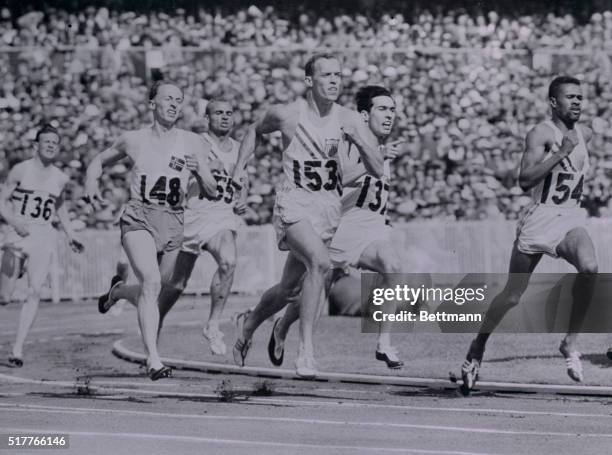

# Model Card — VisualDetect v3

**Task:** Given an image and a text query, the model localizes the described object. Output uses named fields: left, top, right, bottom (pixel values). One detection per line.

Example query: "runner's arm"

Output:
left=518, top=124, right=579, bottom=192
left=190, top=137, right=218, bottom=198
left=232, top=104, right=284, bottom=185
left=343, top=112, right=384, bottom=178
left=85, top=134, right=130, bottom=202
left=0, top=165, right=28, bottom=234
left=55, top=187, right=83, bottom=252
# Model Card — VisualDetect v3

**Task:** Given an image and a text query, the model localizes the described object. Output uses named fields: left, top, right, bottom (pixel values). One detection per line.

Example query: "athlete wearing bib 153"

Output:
left=516, top=120, right=589, bottom=257
left=272, top=99, right=345, bottom=250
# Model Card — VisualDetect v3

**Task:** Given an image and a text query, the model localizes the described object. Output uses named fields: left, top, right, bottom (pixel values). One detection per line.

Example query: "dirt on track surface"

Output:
left=1, top=296, right=612, bottom=455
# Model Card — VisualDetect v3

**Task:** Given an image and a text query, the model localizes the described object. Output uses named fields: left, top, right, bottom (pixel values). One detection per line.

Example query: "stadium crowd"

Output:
left=5, top=6, right=612, bottom=50
left=2, top=5, right=612, bottom=228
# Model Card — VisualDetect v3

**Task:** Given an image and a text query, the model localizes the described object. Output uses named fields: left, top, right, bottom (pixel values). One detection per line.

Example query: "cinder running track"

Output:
left=1, top=297, right=611, bottom=455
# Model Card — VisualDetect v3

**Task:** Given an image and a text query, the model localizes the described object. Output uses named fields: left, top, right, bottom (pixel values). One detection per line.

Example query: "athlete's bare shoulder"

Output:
left=530, top=121, right=556, bottom=139
left=123, top=127, right=149, bottom=142
left=269, top=100, right=300, bottom=124
left=525, top=122, right=557, bottom=150
left=255, top=100, right=299, bottom=135
left=4, top=160, right=28, bottom=183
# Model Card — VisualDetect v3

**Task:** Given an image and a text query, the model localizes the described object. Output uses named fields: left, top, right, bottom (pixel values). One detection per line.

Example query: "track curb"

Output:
left=112, top=339, right=612, bottom=397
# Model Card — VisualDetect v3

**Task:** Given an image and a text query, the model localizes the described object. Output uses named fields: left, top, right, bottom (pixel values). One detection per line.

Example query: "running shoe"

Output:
left=98, top=275, right=123, bottom=314
left=560, top=343, right=583, bottom=382
left=203, top=325, right=227, bottom=356
left=267, top=318, right=285, bottom=367
left=232, top=310, right=252, bottom=367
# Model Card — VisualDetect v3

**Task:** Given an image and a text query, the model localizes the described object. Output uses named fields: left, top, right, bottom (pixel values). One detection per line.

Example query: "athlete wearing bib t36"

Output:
left=182, top=132, right=241, bottom=254
left=1, top=125, right=82, bottom=368
left=2, top=159, right=68, bottom=284
left=273, top=98, right=344, bottom=249
left=516, top=119, right=589, bottom=258
left=119, top=128, right=195, bottom=253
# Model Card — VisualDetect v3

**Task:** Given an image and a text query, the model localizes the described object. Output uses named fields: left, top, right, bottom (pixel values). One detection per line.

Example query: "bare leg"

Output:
left=11, top=248, right=53, bottom=361
left=556, top=227, right=598, bottom=351
left=122, top=231, right=164, bottom=371
left=203, top=230, right=237, bottom=332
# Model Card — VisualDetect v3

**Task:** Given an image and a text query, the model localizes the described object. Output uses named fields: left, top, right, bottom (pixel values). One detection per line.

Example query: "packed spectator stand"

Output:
left=2, top=4, right=612, bottom=229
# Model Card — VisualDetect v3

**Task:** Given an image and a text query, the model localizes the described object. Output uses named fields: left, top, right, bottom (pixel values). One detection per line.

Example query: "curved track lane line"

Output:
left=112, top=339, right=612, bottom=397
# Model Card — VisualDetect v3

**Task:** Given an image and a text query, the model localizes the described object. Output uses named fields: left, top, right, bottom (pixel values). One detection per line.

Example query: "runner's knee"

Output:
left=306, top=252, right=331, bottom=276
left=141, top=272, right=162, bottom=296
left=578, top=260, right=598, bottom=275
left=218, top=256, right=236, bottom=276
left=504, top=293, right=522, bottom=310
left=379, top=254, right=402, bottom=274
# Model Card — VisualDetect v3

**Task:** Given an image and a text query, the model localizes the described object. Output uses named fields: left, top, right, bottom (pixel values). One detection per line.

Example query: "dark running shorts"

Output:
left=120, top=201, right=184, bottom=253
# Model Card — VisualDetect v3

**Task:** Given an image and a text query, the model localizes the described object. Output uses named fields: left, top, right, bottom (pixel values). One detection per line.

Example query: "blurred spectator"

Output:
left=2, top=5, right=612, bottom=228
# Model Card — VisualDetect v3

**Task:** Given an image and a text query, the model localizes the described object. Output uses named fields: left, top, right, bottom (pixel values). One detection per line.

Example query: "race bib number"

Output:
left=540, top=172, right=584, bottom=206
left=204, top=172, right=239, bottom=204
left=292, top=159, right=341, bottom=194
left=355, top=175, right=390, bottom=214
left=15, top=189, right=56, bottom=221
left=140, top=175, right=183, bottom=206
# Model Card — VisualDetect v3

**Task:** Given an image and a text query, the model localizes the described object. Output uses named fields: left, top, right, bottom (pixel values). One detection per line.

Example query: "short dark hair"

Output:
left=149, top=80, right=184, bottom=101
left=548, top=76, right=581, bottom=100
left=36, top=124, right=60, bottom=142
left=205, top=99, right=234, bottom=117
left=304, top=52, right=339, bottom=77
left=355, top=85, right=393, bottom=113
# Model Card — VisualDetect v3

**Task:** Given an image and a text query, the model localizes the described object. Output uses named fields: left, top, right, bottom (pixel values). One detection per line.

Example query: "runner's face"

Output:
left=37, top=132, right=60, bottom=162
left=207, top=101, right=234, bottom=135
left=366, top=96, right=396, bottom=138
left=552, top=83, right=582, bottom=123
left=309, top=58, right=342, bottom=102
left=152, top=84, right=184, bottom=125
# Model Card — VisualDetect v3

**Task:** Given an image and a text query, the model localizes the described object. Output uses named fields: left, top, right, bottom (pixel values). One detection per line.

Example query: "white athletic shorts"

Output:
left=516, top=203, right=587, bottom=257
left=182, top=207, right=239, bottom=255
left=329, top=210, right=390, bottom=268
left=1, top=225, right=57, bottom=287
left=272, top=185, right=341, bottom=251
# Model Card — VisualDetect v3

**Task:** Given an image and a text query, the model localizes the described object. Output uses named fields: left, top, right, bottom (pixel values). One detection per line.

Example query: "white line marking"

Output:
left=2, top=404, right=612, bottom=439
left=0, top=427, right=496, bottom=455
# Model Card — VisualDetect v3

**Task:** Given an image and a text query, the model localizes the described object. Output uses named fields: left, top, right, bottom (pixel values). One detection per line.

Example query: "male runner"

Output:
left=267, top=86, right=417, bottom=370
left=0, top=124, right=83, bottom=366
left=101, top=99, right=245, bottom=356
left=461, top=76, right=597, bottom=391
left=231, top=53, right=383, bottom=377
left=85, top=81, right=216, bottom=380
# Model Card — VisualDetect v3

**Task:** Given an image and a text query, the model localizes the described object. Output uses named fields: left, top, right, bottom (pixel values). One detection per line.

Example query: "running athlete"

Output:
left=461, top=76, right=597, bottom=391
left=176, top=99, right=245, bottom=354
left=0, top=124, right=83, bottom=366
left=267, top=86, right=417, bottom=370
left=85, top=81, right=217, bottom=380
left=101, top=99, right=245, bottom=356
left=231, top=53, right=383, bottom=377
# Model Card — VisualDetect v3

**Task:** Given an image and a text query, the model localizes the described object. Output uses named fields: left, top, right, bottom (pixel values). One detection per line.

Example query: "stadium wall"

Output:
left=6, top=220, right=612, bottom=302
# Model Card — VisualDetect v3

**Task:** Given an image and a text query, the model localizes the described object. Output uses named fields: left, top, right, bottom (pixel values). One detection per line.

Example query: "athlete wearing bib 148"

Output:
left=231, top=53, right=383, bottom=378
left=85, top=81, right=217, bottom=381
left=105, top=99, right=247, bottom=357
left=461, top=76, right=598, bottom=393
left=0, top=124, right=83, bottom=367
